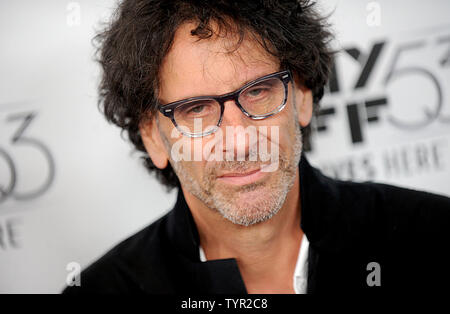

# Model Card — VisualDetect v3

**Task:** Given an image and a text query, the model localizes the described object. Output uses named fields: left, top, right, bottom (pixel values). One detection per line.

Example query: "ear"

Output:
left=139, top=114, right=169, bottom=169
left=293, top=77, right=313, bottom=128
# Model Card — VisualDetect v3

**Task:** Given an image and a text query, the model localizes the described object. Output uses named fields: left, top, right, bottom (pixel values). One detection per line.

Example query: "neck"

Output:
left=182, top=169, right=302, bottom=293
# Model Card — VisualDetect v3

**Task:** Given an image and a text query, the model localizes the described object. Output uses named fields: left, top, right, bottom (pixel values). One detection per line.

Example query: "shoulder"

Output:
left=336, top=179, right=450, bottom=220
left=62, top=211, right=174, bottom=294
left=331, top=178, right=450, bottom=243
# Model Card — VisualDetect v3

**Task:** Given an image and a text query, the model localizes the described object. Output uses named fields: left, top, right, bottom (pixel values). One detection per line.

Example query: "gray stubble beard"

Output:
left=167, top=121, right=303, bottom=227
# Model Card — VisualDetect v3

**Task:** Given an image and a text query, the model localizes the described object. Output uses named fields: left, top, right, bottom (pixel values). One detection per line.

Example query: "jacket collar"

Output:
left=166, top=184, right=247, bottom=293
left=164, top=151, right=344, bottom=293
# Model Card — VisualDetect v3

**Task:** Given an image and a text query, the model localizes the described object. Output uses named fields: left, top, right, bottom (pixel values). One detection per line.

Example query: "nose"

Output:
left=220, top=99, right=249, bottom=127
left=219, top=100, right=255, bottom=161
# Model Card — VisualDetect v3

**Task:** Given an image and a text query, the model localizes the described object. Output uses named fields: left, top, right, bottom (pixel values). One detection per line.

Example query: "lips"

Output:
left=218, top=168, right=261, bottom=178
left=216, top=168, right=267, bottom=185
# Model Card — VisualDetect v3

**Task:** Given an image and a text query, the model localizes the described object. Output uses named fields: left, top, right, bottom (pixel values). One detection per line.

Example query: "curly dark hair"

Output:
left=94, top=0, right=333, bottom=190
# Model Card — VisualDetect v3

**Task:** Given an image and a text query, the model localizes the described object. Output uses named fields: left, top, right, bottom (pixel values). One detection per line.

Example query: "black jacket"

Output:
left=63, top=153, right=450, bottom=294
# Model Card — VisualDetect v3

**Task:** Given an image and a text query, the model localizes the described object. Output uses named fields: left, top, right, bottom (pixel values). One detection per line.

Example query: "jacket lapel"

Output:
left=165, top=186, right=247, bottom=293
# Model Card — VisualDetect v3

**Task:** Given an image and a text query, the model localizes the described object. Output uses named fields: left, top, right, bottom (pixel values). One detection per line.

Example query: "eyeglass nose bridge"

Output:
left=214, top=91, right=253, bottom=127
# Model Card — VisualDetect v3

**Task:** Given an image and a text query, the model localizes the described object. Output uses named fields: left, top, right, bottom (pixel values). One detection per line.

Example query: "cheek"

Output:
left=271, top=110, right=301, bottom=156
left=176, top=159, right=210, bottom=189
left=159, top=114, right=177, bottom=135
left=163, top=132, right=210, bottom=179
left=274, top=128, right=295, bottom=155
left=179, top=160, right=204, bottom=175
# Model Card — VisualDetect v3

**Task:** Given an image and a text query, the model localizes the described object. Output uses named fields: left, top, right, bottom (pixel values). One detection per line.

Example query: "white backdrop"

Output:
left=0, top=0, right=449, bottom=293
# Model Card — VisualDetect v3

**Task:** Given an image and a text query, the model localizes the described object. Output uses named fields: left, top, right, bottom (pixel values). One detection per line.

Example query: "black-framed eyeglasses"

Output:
left=158, top=70, right=292, bottom=137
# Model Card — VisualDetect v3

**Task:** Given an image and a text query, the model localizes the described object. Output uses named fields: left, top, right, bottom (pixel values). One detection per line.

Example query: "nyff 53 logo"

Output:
left=308, top=29, right=450, bottom=151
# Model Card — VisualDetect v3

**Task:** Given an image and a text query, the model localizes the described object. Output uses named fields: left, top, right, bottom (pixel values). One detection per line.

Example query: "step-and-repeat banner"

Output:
left=0, top=0, right=449, bottom=293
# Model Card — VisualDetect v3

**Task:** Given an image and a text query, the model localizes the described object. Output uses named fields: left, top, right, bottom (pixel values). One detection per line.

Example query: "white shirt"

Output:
left=199, top=233, right=309, bottom=294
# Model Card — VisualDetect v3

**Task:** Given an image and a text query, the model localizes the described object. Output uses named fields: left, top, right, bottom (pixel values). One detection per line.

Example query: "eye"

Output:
left=188, top=104, right=205, bottom=114
left=177, top=100, right=217, bottom=117
left=247, top=88, right=265, bottom=97
left=243, top=85, right=271, bottom=100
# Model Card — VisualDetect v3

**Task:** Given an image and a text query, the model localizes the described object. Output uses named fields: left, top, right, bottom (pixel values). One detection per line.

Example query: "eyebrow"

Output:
left=158, top=69, right=280, bottom=105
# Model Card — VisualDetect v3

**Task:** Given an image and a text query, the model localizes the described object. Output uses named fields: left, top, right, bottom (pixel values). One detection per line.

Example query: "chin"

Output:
left=215, top=189, right=285, bottom=226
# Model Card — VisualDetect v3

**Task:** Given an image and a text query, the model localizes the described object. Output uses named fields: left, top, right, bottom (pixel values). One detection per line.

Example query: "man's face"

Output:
left=141, top=22, right=312, bottom=226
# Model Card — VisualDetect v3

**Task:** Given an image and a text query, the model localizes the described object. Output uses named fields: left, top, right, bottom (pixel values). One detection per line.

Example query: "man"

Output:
left=64, top=0, right=450, bottom=294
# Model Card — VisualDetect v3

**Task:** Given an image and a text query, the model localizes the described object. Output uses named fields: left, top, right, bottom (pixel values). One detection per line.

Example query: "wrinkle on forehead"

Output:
left=158, top=21, right=280, bottom=102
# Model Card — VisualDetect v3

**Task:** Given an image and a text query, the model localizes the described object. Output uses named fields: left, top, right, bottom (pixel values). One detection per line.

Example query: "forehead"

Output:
left=158, top=22, right=280, bottom=102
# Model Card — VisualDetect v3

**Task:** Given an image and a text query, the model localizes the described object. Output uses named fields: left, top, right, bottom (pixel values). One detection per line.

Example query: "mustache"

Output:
left=208, top=160, right=261, bottom=173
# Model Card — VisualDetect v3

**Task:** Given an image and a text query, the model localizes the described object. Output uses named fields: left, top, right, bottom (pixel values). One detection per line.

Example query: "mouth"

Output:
left=217, top=168, right=267, bottom=185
